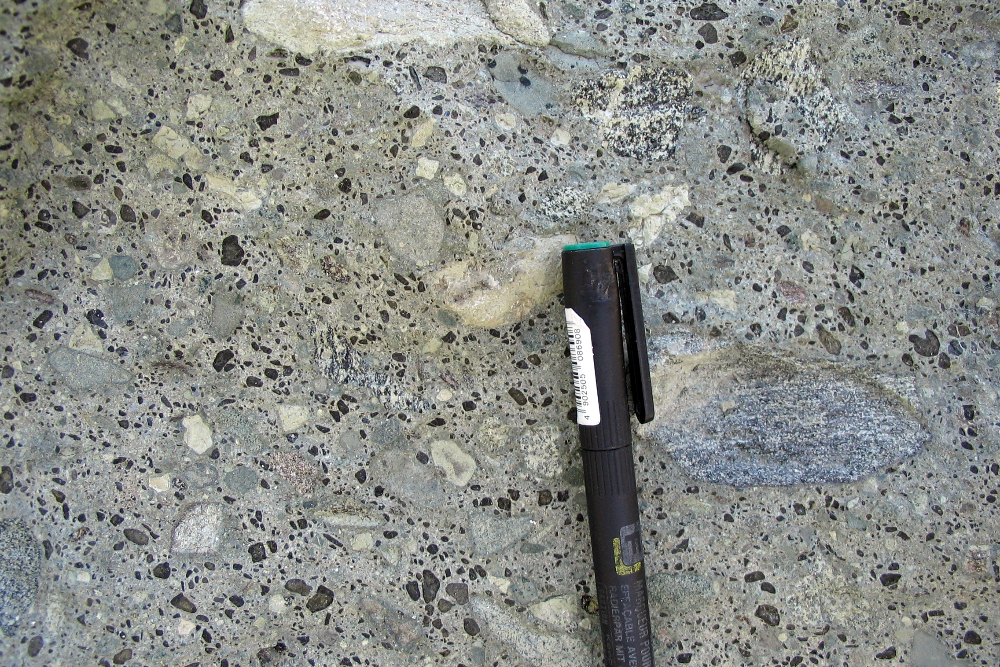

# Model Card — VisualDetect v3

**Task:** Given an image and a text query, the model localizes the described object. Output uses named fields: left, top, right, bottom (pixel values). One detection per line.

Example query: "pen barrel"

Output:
left=583, top=445, right=654, bottom=667
left=563, top=246, right=655, bottom=667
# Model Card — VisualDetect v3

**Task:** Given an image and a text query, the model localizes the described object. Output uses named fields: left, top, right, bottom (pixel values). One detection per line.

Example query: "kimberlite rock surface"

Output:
left=0, top=0, right=998, bottom=665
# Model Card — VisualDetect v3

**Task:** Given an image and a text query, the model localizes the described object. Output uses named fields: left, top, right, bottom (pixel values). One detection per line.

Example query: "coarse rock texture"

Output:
left=641, top=338, right=929, bottom=486
left=0, top=0, right=998, bottom=666
left=0, top=519, right=41, bottom=636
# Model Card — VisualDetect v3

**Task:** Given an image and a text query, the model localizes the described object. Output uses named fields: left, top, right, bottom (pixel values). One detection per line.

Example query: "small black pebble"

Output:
left=189, top=0, right=207, bottom=20
left=67, top=38, right=89, bottom=59
left=123, top=528, right=149, bottom=546
left=170, top=593, right=197, bottom=613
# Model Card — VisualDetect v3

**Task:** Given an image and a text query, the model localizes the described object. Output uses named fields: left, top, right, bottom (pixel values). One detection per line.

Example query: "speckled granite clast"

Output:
left=0, top=0, right=998, bottom=666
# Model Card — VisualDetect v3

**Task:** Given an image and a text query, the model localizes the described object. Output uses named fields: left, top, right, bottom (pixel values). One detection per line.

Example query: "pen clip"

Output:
left=612, top=243, right=654, bottom=424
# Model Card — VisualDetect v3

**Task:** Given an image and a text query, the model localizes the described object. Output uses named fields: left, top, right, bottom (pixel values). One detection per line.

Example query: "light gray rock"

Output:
left=551, top=29, right=611, bottom=59
left=223, top=466, right=258, bottom=494
left=108, top=254, right=139, bottom=280
left=48, top=346, right=132, bottom=389
left=470, top=595, right=590, bottom=667
left=108, top=283, right=149, bottom=321
left=910, top=630, right=964, bottom=667
left=208, top=290, right=244, bottom=339
left=375, top=193, right=444, bottom=267
left=372, top=448, right=445, bottom=506
left=359, top=597, right=428, bottom=654
left=0, top=519, right=41, bottom=636
left=647, top=573, right=716, bottom=617
left=470, top=511, right=534, bottom=557
left=640, top=343, right=928, bottom=486
left=489, top=54, right=558, bottom=116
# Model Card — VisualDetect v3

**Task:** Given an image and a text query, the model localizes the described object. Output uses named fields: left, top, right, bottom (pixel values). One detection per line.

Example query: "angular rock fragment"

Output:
left=470, top=595, right=589, bottom=667
left=430, top=440, right=476, bottom=486
left=242, top=0, right=510, bottom=55
left=171, top=504, right=223, bottom=555
left=431, top=234, right=574, bottom=328
left=374, top=193, right=443, bottom=267
left=48, top=346, right=133, bottom=389
left=641, top=337, right=928, bottom=486
left=470, top=511, right=534, bottom=557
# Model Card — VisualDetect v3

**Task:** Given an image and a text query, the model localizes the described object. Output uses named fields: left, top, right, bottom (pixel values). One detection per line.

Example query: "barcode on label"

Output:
left=565, top=308, right=600, bottom=425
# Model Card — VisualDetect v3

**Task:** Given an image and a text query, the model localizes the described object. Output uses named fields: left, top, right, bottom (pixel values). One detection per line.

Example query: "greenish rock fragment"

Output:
left=108, top=255, right=139, bottom=280
left=48, top=346, right=133, bottom=389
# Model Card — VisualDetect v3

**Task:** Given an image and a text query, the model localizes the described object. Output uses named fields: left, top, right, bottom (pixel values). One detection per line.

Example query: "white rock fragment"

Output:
left=487, top=574, right=511, bottom=594
left=495, top=112, right=517, bottom=131
left=431, top=234, right=575, bottom=328
left=186, top=94, right=213, bottom=119
left=699, top=289, right=738, bottom=311
left=177, top=619, right=196, bottom=636
left=637, top=263, right=652, bottom=283
left=51, top=139, right=73, bottom=158
left=528, top=595, right=584, bottom=632
left=443, top=173, right=467, bottom=197
left=171, top=503, right=224, bottom=554
left=76, top=571, right=91, bottom=583
left=431, top=440, right=477, bottom=486
left=145, top=153, right=177, bottom=175
left=799, top=229, right=822, bottom=252
left=628, top=184, right=689, bottom=247
left=268, top=594, right=287, bottom=614
left=152, top=126, right=192, bottom=160
left=146, top=0, right=167, bottom=13
left=415, top=157, right=440, bottom=180
left=410, top=120, right=435, bottom=148
left=519, top=425, right=565, bottom=479
left=241, top=0, right=508, bottom=55
left=110, top=69, right=131, bottom=89
left=91, top=258, right=114, bottom=281
left=91, top=100, right=117, bottom=121
left=206, top=174, right=261, bottom=211
left=549, top=128, right=571, bottom=146
left=596, top=182, right=635, bottom=204
left=68, top=324, right=103, bottom=351
left=149, top=474, right=171, bottom=493
left=976, top=297, right=995, bottom=310
left=278, top=404, right=310, bottom=432
left=630, top=184, right=690, bottom=219
left=483, top=0, right=549, bottom=46
left=106, top=98, right=129, bottom=116
left=182, top=415, right=213, bottom=454
left=350, top=532, right=375, bottom=551
left=471, top=595, right=588, bottom=667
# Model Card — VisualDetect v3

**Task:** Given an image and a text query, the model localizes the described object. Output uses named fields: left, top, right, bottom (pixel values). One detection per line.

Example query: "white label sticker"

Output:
left=565, top=308, right=600, bottom=425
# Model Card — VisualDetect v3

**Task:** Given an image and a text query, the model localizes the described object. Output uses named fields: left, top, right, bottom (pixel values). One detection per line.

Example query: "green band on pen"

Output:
left=563, top=242, right=610, bottom=251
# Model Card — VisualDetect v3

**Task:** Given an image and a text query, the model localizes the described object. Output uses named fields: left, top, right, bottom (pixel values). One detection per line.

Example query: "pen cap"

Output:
left=562, top=243, right=654, bottom=438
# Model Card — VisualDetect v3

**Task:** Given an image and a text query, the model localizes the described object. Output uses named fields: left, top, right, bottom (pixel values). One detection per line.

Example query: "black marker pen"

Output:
left=562, top=242, right=655, bottom=667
